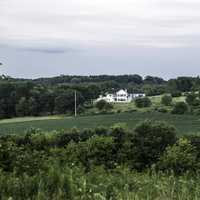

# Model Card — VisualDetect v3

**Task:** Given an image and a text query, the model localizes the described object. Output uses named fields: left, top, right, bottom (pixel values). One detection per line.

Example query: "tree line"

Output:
left=1, top=75, right=200, bottom=118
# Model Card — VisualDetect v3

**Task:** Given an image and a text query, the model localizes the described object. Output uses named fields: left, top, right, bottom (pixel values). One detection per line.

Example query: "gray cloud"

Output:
left=22, top=47, right=73, bottom=54
left=1, top=0, right=200, bottom=48
left=0, top=0, right=200, bottom=78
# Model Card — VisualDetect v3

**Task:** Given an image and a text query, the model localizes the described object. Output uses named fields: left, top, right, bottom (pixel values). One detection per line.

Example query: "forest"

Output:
left=0, top=74, right=199, bottom=119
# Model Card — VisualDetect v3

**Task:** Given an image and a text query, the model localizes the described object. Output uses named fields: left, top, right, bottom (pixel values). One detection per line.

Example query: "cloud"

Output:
left=1, top=0, right=200, bottom=48
left=22, top=47, right=73, bottom=54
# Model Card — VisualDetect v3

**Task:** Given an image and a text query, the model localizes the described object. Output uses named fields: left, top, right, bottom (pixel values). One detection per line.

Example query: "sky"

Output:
left=1, top=0, right=200, bottom=79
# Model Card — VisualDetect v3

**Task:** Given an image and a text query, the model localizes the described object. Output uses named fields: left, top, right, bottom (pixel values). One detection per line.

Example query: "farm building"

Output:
left=96, top=89, right=145, bottom=103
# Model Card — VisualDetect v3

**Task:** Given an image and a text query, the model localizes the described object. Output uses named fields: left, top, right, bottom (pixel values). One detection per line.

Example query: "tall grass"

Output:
left=0, top=165, right=200, bottom=200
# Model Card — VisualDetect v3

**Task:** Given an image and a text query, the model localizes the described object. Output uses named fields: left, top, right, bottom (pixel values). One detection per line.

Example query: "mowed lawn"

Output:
left=0, top=112, right=200, bottom=136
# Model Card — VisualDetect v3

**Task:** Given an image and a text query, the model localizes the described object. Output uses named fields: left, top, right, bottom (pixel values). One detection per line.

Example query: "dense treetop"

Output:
left=0, top=74, right=200, bottom=119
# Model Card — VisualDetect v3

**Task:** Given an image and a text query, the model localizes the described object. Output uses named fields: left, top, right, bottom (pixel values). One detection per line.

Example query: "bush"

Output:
left=161, top=94, right=172, bottom=106
left=192, top=99, right=200, bottom=107
left=157, top=138, right=198, bottom=174
left=171, top=91, right=182, bottom=97
left=186, top=135, right=200, bottom=160
left=192, top=108, right=200, bottom=115
left=186, top=93, right=198, bottom=106
left=155, top=107, right=168, bottom=113
left=65, top=136, right=115, bottom=170
left=130, top=121, right=177, bottom=170
left=95, top=100, right=113, bottom=111
left=135, top=97, right=152, bottom=108
left=171, top=102, right=188, bottom=114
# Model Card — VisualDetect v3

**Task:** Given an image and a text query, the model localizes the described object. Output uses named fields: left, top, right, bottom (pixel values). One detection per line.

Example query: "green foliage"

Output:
left=65, top=136, right=115, bottom=170
left=186, top=135, right=200, bottom=159
left=16, top=97, right=30, bottom=116
left=2, top=111, right=200, bottom=136
left=143, top=85, right=166, bottom=96
left=171, top=91, right=182, bottom=97
left=0, top=165, right=73, bottom=200
left=155, top=107, right=168, bottom=113
left=54, top=90, right=84, bottom=114
left=135, top=97, right=152, bottom=108
left=168, top=77, right=194, bottom=92
left=1, top=75, right=200, bottom=119
left=131, top=121, right=177, bottom=170
left=0, top=121, right=200, bottom=199
left=172, top=102, right=189, bottom=114
left=1, top=164, right=200, bottom=199
left=161, top=94, right=172, bottom=106
left=186, top=92, right=197, bottom=106
left=95, top=100, right=113, bottom=111
left=157, top=138, right=198, bottom=174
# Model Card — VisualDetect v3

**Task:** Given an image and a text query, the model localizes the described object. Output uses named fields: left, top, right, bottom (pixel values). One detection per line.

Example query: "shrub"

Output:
left=110, top=124, right=128, bottom=148
left=130, top=121, right=177, bottom=170
left=186, top=93, right=197, bottom=106
left=65, top=136, right=115, bottom=170
left=95, top=100, right=107, bottom=110
left=94, top=126, right=108, bottom=137
left=135, top=97, right=152, bottom=108
left=104, top=102, right=114, bottom=110
left=186, top=135, right=200, bottom=160
left=192, top=99, right=200, bottom=107
left=155, top=107, right=168, bottom=113
left=161, top=94, right=172, bottom=106
left=95, top=100, right=113, bottom=111
left=157, top=138, right=198, bottom=174
left=171, top=91, right=182, bottom=97
left=171, top=102, right=188, bottom=114
left=192, top=108, right=200, bottom=115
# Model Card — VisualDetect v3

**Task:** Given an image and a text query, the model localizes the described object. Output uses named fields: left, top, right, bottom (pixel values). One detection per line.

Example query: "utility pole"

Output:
left=74, top=90, right=77, bottom=117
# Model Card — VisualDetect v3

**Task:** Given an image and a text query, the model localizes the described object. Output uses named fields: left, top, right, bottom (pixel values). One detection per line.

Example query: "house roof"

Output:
left=116, top=89, right=128, bottom=95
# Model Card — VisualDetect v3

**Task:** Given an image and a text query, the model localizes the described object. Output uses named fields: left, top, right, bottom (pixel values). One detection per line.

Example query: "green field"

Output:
left=88, top=95, right=186, bottom=114
left=0, top=111, right=200, bottom=135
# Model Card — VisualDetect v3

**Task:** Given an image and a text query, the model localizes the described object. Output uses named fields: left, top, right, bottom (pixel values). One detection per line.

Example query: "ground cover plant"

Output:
left=0, top=121, right=200, bottom=199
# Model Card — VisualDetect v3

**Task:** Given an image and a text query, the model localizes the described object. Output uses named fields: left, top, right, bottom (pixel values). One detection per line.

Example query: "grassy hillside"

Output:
left=0, top=111, right=200, bottom=135
left=0, top=94, right=191, bottom=135
left=88, top=94, right=186, bottom=114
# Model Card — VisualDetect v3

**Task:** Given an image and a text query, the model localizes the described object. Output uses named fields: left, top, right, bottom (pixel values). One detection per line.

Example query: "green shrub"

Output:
left=95, top=100, right=113, bottom=111
left=135, top=97, right=152, bottom=108
left=171, top=91, right=182, bottom=97
left=131, top=121, right=177, bottom=170
left=186, top=92, right=197, bottom=106
left=172, top=102, right=188, bottom=114
left=186, top=135, right=200, bottom=160
left=157, top=138, right=198, bottom=174
left=65, top=136, right=115, bottom=170
left=155, top=107, right=168, bottom=113
left=161, top=94, right=172, bottom=106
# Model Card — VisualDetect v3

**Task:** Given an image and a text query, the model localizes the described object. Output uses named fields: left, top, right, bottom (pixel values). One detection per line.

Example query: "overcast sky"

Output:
left=1, top=0, right=200, bottom=79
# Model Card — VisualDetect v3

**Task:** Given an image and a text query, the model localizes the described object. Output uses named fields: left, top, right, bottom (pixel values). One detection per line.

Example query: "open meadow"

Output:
left=0, top=94, right=194, bottom=136
left=0, top=111, right=200, bottom=135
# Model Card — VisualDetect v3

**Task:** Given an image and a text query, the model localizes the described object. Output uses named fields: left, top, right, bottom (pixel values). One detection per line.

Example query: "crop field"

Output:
left=0, top=111, right=200, bottom=135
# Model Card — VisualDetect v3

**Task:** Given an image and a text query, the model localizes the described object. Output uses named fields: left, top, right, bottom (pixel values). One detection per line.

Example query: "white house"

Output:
left=96, top=89, right=145, bottom=103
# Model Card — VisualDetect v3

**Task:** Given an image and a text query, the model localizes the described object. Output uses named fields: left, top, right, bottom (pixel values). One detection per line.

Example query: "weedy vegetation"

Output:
left=0, top=121, right=200, bottom=199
